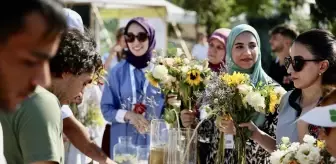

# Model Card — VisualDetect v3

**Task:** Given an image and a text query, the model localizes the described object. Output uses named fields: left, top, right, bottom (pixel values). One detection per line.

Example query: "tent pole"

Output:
left=171, top=22, right=191, bottom=59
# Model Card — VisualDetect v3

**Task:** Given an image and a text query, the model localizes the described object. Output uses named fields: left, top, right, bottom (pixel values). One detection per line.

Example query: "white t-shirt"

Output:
left=0, top=123, right=7, bottom=163
left=61, top=105, right=74, bottom=120
left=191, top=44, right=208, bottom=61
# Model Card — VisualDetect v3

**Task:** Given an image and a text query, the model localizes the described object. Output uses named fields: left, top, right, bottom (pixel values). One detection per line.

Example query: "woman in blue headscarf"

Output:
left=100, top=17, right=165, bottom=158
left=217, top=24, right=282, bottom=163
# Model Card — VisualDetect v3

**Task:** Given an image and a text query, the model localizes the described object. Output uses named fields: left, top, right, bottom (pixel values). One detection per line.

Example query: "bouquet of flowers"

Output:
left=270, top=135, right=335, bottom=164
left=70, top=84, right=105, bottom=128
left=92, top=66, right=108, bottom=86
left=145, top=47, right=211, bottom=126
left=200, top=71, right=285, bottom=163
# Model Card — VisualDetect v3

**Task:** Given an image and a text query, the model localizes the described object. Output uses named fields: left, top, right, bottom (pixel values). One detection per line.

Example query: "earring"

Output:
left=319, top=73, right=322, bottom=76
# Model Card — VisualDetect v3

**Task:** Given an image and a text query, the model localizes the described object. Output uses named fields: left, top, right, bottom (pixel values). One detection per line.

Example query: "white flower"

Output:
left=270, top=150, right=286, bottom=164
left=303, top=135, right=316, bottom=145
left=204, top=77, right=211, bottom=85
left=279, top=144, right=288, bottom=151
left=195, top=65, right=203, bottom=71
left=331, top=157, right=336, bottom=163
left=162, top=75, right=174, bottom=84
left=163, top=58, right=175, bottom=66
left=156, top=56, right=164, bottom=63
left=213, top=98, right=219, bottom=104
left=176, top=48, right=183, bottom=56
left=244, top=91, right=266, bottom=113
left=167, top=99, right=181, bottom=108
left=288, top=142, right=300, bottom=152
left=281, top=137, right=290, bottom=145
left=274, top=86, right=286, bottom=96
left=237, top=84, right=253, bottom=95
left=200, top=105, right=211, bottom=120
left=203, top=60, right=209, bottom=69
left=183, top=58, right=190, bottom=64
left=169, top=76, right=176, bottom=83
left=152, top=65, right=168, bottom=80
left=295, top=143, right=321, bottom=164
left=181, top=66, right=190, bottom=73
left=282, top=151, right=295, bottom=164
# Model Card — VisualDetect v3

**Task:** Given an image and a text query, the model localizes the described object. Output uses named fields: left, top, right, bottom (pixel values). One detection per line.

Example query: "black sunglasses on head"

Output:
left=124, top=32, right=148, bottom=43
left=284, top=56, right=324, bottom=72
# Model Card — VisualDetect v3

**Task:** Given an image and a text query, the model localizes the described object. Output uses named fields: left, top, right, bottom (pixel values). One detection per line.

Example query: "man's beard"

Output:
left=271, top=44, right=284, bottom=53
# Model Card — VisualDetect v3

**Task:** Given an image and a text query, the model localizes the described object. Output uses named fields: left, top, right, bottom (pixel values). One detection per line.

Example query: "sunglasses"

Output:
left=124, top=32, right=148, bottom=43
left=284, top=56, right=324, bottom=72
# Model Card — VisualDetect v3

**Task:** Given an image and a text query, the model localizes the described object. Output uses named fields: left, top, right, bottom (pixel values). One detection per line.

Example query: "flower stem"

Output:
left=182, top=111, right=218, bottom=162
left=216, top=132, right=225, bottom=163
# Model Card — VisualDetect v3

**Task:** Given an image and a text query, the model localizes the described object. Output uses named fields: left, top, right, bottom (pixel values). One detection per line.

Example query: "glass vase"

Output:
left=113, top=136, right=137, bottom=164
left=137, top=145, right=150, bottom=164
left=167, top=128, right=198, bottom=164
left=149, top=119, right=169, bottom=164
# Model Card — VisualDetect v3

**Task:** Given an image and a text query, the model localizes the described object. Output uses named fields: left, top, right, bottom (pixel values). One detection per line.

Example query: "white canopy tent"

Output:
left=63, top=0, right=196, bottom=57
left=64, top=0, right=197, bottom=24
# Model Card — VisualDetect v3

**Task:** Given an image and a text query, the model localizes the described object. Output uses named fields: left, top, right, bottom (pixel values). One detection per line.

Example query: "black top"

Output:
left=268, top=60, right=294, bottom=91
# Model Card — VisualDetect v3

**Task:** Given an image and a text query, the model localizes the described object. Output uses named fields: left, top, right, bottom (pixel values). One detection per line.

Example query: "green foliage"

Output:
left=171, top=0, right=306, bottom=34
left=289, top=10, right=314, bottom=33
left=310, top=0, right=336, bottom=35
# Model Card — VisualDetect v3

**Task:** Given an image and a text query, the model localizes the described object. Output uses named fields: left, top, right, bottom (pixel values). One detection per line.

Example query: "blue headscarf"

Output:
left=225, top=24, right=273, bottom=127
left=124, top=17, right=156, bottom=69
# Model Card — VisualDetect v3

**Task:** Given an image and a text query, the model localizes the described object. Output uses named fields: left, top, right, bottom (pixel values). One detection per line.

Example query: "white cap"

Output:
left=63, top=8, right=84, bottom=33
left=299, top=104, right=336, bottom=127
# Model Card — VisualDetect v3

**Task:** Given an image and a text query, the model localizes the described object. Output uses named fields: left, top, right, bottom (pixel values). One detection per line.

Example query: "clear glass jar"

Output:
left=149, top=119, right=169, bottom=164
left=136, top=145, right=150, bottom=164
left=113, top=136, right=137, bottom=164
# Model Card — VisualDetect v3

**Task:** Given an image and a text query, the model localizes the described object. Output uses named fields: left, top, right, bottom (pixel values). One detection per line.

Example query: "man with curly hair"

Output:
left=60, top=8, right=115, bottom=164
left=0, top=29, right=111, bottom=164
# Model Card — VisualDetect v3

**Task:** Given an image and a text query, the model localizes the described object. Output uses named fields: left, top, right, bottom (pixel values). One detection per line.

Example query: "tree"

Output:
left=171, top=0, right=306, bottom=35
left=310, top=0, right=336, bottom=35
left=171, top=0, right=237, bottom=35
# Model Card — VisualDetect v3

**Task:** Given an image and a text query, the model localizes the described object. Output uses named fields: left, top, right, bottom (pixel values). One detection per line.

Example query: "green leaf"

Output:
left=329, top=109, right=336, bottom=122
left=163, top=110, right=176, bottom=124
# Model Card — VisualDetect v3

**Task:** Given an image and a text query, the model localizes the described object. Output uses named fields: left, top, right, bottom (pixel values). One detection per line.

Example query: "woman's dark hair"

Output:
left=323, top=127, right=331, bottom=135
left=50, top=29, right=102, bottom=77
left=116, top=27, right=125, bottom=42
left=116, top=27, right=126, bottom=61
left=294, top=29, right=336, bottom=85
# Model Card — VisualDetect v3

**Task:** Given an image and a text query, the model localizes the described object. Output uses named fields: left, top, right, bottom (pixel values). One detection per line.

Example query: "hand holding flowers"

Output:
left=145, top=47, right=211, bottom=126
left=199, top=71, right=286, bottom=163
left=181, top=109, right=197, bottom=128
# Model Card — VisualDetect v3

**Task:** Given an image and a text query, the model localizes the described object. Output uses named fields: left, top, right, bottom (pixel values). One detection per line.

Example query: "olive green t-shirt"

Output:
left=0, top=86, right=64, bottom=164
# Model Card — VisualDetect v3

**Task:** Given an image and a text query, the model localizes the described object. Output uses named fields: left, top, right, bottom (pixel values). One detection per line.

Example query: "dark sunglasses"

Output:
left=124, top=32, right=148, bottom=43
left=284, top=56, right=324, bottom=72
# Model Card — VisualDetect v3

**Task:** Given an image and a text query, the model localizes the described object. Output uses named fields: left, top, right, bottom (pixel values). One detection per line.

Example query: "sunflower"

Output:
left=185, top=69, right=202, bottom=86
left=145, top=73, right=159, bottom=88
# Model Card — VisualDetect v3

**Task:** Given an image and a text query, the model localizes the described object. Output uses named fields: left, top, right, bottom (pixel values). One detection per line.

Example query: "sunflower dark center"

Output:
left=190, top=72, right=198, bottom=80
